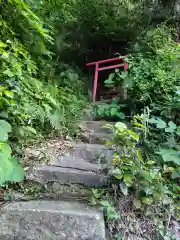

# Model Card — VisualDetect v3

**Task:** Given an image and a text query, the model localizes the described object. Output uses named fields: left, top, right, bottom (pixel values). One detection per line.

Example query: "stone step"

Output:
left=80, top=121, right=115, bottom=134
left=0, top=201, right=106, bottom=240
left=82, top=132, right=113, bottom=144
left=49, top=155, right=104, bottom=171
left=79, top=121, right=116, bottom=144
left=70, top=143, right=114, bottom=164
left=49, top=143, right=114, bottom=169
left=26, top=164, right=108, bottom=187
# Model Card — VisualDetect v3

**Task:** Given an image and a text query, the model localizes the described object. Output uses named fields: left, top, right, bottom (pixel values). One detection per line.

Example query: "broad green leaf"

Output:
left=123, top=173, right=133, bottom=185
left=109, top=73, right=115, bottom=81
left=141, top=197, right=153, bottom=205
left=0, top=120, right=12, bottom=133
left=0, top=42, right=7, bottom=48
left=24, top=126, right=37, bottom=134
left=176, top=126, right=180, bottom=136
left=0, top=129, right=8, bottom=141
left=165, top=121, right=177, bottom=133
left=8, top=158, right=24, bottom=182
left=116, top=112, right=125, bottom=119
left=156, top=119, right=166, bottom=129
left=133, top=199, right=141, bottom=209
left=0, top=143, right=11, bottom=159
left=3, top=69, right=14, bottom=78
left=156, top=148, right=180, bottom=165
left=115, top=122, right=127, bottom=130
left=149, top=117, right=166, bottom=129
left=154, top=192, right=163, bottom=201
left=4, top=90, right=14, bottom=98
left=110, top=168, right=123, bottom=179
left=140, top=170, right=153, bottom=181
left=147, top=160, right=155, bottom=165
left=104, top=79, right=114, bottom=84
left=0, top=86, right=6, bottom=92
left=168, top=121, right=176, bottom=129
left=111, top=107, right=117, bottom=116
left=171, top=170, right=180, bottom=179
left=0, top=143, right=24, bottom=185
left=119, top=182, right=128, bottom=195
left=127, top=129, right=139, bottom=142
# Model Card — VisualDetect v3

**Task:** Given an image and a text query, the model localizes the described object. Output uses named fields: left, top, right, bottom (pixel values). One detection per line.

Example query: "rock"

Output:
left=0, top=201, right=106, bottom=240
left=88, top=132, right=113, bottom=144
left=80, top=131, right=113, bottom=144
left=49, top=155, right=104, bottom=171
left=80, top=121, right=115, bottom=134
left=71, top=143, right=114, bottom=164
left=79, top=121, right=114, bottom=144
left=26, top=164, right=108, bottom=187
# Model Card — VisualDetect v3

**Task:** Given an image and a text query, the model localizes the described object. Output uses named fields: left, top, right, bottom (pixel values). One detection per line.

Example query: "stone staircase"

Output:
left=0, top=121, right=115, bottom=240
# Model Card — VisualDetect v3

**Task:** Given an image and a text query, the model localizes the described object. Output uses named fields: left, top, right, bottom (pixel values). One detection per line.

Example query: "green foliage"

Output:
left=104, top=69, right=130, bottom=89
left=104, top=113, right=179, bottom=207
left=91, top=188, right=119, bottom=221
left=107, top=28, right=179, bottom=103
left=97, top=115, right=179, bottom=238
left=0, top=120, right=24, bottom=185
left=95, top=102, right=125, bottom=119
left=0, top=0, right=88, bottom=185
left=106, top=122, right=165, bottom=205
left=127, top=28, right=180, bottom=107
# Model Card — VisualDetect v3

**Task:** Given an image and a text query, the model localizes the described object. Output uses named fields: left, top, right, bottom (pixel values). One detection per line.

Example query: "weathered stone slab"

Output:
left=0, top=201, right=106, bottom=240
left=49, top=155, right=104, bottom=171
left=26, top=164, right=108, bottom=187
left=71, top=143, right=114, bottom=164
left=80, top=121, right=115, bottom=134
left=88, top=132, right=113, bottom=144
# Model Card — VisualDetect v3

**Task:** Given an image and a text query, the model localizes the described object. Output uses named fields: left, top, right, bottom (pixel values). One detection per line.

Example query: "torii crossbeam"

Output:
left=86, top=57, right=128, bottom=102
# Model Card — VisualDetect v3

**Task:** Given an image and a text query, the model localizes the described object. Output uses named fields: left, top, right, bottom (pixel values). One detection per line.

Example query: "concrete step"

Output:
left=49, top=155, right=104, bottom=171
left=0, top=201, right=106, bottom=240
left=80, top=121, right=115, bottom=134
left=49, top=143, right=114, bottom=170
left=81, top=132, right=113, bottom=144
left=70, top=143, right=114, bottom=164
left=26, top=164, right=108, bottom=187
left=79, top=121, right=115, bottom=144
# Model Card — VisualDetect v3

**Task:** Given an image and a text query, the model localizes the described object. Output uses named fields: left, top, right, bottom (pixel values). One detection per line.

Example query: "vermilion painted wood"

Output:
left=86, top=57, right=121, bottom=66
left=93, top=63, right=99, bottom=103
left=98, top=63, right=124, bottom=71
left=86, top=57, right=128, bottom=102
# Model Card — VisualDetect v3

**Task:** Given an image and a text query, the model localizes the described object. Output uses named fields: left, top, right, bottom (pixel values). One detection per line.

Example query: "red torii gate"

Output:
left=86, top=57, right=128, bottom=102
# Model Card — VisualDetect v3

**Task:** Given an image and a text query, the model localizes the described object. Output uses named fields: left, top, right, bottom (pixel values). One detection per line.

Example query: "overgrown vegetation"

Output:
left=0, top=0, right=88, bottom=186
left=0, top=0, right=180, bottom=239
left=91, top=27, right=180, bottom=239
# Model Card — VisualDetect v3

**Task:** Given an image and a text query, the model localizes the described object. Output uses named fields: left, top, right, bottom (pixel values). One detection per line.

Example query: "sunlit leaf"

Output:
left=165, top=121, right=177, bottom=133
left=119, top=182, right=128, bottom=195
left=0, top=120, right=12, bottom=133
left=116, top=112, right=125, bottom=119
left=141, top=196, right=153, bottom=205
left=3, top=69, right=14, bottom=78
left=149, top=117, right=166, bottom=129
left=111, top=107, right=117, bottom=116
left=4, top=90, right=14, bottom=98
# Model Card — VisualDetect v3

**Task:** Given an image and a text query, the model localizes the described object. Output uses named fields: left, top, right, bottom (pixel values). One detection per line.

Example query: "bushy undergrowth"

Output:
left=91, top=27, right=180, bottom=239
left=0, top=0, right=88, bottom=185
